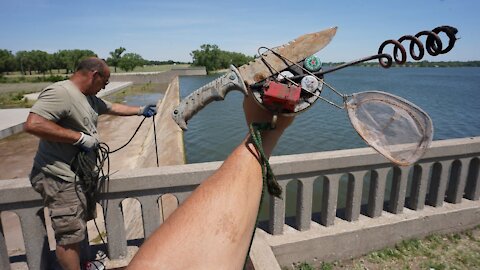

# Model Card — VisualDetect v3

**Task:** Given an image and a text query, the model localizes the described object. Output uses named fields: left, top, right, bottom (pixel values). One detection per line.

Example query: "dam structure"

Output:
left=0, top=70, right=479, bottom=269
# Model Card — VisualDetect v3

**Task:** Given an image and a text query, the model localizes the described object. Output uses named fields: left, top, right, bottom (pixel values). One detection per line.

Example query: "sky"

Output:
left=1, top=0, right=479, bottom=63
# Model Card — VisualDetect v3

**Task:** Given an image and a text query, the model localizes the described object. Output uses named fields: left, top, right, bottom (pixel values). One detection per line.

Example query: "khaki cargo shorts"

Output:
left=30, top=168, right=88, bottom=246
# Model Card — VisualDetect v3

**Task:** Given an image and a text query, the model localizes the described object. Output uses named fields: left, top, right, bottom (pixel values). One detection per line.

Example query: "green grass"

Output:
left=0, top=90, right=36, bottom=108
left=288, top=226, right=480, bottom=270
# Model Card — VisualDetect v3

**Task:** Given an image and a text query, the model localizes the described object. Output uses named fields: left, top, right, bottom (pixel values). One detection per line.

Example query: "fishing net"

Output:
left=345, top=91, right=433, bottom=166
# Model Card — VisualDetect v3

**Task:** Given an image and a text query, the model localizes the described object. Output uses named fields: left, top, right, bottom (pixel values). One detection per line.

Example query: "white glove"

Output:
left=73, top=132, right=99, bottom=151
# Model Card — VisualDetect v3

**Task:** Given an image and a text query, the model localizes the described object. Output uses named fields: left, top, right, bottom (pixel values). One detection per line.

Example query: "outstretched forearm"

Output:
left=128, top=94, right=292, bottom=269
left=128, top=125, right=287, bottom=269
left=108, top=103, right=142, bottom=116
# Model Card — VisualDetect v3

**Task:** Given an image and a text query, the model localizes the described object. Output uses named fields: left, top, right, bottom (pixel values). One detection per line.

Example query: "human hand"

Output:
left=138, top=104, right=157, bottom=117
left=243, top=92, right=295, bottom=158
left=73, top=132, right=99, bottom=151
left=243, top=93, right=295, bottom=133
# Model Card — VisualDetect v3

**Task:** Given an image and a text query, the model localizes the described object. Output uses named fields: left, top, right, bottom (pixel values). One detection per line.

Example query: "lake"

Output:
left=179, top=67, right=480, bottom=164
left=128, top=66, right=480, bottom=221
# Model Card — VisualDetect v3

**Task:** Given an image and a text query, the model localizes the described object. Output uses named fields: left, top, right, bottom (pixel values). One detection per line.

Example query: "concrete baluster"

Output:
left=269, top=180, right=289, bottom=235
left=465, top=157, right=480, bottom=201
left=0, top=214, right=11, bottom=270
left=427, top=160, right=451, bottom=207
left=16, top=207, right=49, bottom=270
left=105, top=198, right=127, bottom=259
left=137, top=196, right=161, bottom=238
left=366, top=168, right=390, bottom=218
left=345, top=171, right=366, bottom=222
left=295, top=177, right=316, bottom=231
left=321, top=174, right=341, bottom=227
left=408, top=163, right=432, bottom=210
left=447, top=158, right=471, bottom=204
left=388, top=166, right=411, bottom=214
left=172, top=190, right=192, bottom=205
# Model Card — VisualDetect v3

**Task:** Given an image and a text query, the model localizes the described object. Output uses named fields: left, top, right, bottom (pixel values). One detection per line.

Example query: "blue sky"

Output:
left=1, top=0, right=478, bottom=62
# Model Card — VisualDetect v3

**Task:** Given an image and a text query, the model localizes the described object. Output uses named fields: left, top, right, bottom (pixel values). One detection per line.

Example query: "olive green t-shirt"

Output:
left=30, top=80, right=112, bottom=182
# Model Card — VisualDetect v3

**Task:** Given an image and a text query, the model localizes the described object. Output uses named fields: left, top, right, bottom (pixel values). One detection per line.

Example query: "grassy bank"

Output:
left=290, top=225, right=480, bottom=270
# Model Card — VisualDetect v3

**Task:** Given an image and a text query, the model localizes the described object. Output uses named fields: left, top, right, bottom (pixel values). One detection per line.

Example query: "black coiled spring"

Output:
left=377, top=26, right=458, bottom=68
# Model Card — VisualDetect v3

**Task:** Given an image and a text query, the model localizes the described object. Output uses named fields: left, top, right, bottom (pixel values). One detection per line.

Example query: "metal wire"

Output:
left=257, top=46, right=348, bottom=109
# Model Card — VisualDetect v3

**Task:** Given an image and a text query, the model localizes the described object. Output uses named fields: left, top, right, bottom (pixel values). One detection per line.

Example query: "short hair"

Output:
left=76, top=57, right=108, bottom=76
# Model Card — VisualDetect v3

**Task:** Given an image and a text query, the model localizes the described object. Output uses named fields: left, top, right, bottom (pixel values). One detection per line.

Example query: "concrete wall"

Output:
left=1, top=137, right=479, bottom=269
left=135, top=76, right=185, bottom=167
left=110, top=67, right=206, bottom=84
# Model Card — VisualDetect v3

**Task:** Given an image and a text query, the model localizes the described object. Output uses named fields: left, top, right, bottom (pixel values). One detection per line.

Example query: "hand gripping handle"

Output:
left=172, top=65, right=247, bottom=130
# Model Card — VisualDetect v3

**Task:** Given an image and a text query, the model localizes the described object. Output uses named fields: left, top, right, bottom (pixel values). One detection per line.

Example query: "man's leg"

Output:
left=31, top=170, right=88, bottom=270
left=56, top=242, right=81, bottom=270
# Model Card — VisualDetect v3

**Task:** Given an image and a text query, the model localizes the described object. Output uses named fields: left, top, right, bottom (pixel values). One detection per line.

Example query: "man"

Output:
left=24, top=57, right=156, bottom=270
left=127, top=94, right=294, bottom=269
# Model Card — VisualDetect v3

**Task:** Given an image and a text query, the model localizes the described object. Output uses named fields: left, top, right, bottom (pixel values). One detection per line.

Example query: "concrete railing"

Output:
left=1, top=137, right=479, bottom=269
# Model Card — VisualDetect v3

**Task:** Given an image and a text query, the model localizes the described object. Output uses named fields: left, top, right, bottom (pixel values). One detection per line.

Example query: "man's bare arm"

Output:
left=24, top=112, right=81, bottom=143
left=127, top=95, right=293, bottom=270
left=107, top=103, right=142, bottom=116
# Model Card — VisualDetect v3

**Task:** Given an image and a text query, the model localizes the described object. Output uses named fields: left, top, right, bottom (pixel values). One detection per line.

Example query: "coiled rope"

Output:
left=71, top=116, right=158, bottom=267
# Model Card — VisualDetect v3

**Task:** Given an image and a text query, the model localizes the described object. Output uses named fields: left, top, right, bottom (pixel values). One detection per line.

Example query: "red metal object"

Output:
left=262, top=81, right=301, bottom=112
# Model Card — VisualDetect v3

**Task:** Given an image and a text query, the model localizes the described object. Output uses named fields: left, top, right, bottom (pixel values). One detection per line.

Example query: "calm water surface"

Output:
left=179, top=67, right=480, bottom=164
left=142, top=67, right=480, bottom=221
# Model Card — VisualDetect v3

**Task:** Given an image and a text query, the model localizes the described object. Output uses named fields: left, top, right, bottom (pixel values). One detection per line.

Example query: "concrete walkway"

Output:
left=0, top=108, right=30, bottom=140
left=0, top=82, right=133, bottom=140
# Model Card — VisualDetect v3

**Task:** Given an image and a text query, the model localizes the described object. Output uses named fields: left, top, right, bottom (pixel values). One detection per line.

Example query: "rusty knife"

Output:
left=172, top=27, right=337, bottom=130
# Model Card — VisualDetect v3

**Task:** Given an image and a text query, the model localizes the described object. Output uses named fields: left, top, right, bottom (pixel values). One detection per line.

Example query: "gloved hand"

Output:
left=138, top=104, right=157, bottom=117
left=73, top=132, right=99, bottom=151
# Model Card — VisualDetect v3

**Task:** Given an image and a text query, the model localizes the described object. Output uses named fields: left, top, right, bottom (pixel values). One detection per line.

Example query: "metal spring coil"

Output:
left=378, top=26, right=458, bottom=68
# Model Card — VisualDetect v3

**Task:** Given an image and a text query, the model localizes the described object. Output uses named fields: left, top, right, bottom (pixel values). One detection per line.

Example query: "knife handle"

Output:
left=172, top=65, right=247, bottom=130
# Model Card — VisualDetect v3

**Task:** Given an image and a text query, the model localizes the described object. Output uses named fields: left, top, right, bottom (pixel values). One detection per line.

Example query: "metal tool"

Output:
left=172, top=26, right=458, bottom=165
left=171, top=27, right=338, bottom=130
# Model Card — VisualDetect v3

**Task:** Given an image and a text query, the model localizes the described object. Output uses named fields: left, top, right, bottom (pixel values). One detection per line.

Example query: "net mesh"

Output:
left=346, top=91, right=433, bottom=166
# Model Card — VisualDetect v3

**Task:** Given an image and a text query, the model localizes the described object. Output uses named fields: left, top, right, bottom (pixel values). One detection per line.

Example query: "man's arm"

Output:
left=107, top=103, right=142, bottom=116
left=127, top=95, right=293, bottom=270
left=24, top=112, right=81, bottom=143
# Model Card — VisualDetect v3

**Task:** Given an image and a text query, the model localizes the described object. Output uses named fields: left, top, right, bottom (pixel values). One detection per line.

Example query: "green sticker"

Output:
left=304, top=55, right=322, bottom=72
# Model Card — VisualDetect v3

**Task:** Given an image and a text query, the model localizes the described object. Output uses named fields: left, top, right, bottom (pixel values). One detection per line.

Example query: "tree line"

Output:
left=190, top=44, right=254, bottom=73
left=0, top=47, right=149, bottom=76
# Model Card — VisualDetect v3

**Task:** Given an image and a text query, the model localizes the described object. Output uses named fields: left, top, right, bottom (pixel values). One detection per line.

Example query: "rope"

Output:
left=243, top=122, right=282, bottom=269
left=71, top=116, right=159, bottom=266
left=248, top=122, right=282, bottom=198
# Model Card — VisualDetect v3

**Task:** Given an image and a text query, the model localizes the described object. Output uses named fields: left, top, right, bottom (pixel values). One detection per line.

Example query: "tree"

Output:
left=56, top=49, right=96, bottom=73
left=30, top=50, right=51, bottom=74
left=190, top=44, right=222, bottom=72
left=16, top=50, right=34, bottom=75
left=52, top=51, right=67, bottom=73
left=118, top=53, right=145, bottom=72
left=107, top=47, right=126, bottom=73
left=0, top=49, right=16, bottom=75
left=190, top=44, right=253, bottom=73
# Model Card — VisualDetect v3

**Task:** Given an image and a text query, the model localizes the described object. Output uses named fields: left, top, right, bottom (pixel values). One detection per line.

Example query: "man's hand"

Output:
left=138, top=104, right=157, bottom=117
left=73, top=132, right=99, bottom=151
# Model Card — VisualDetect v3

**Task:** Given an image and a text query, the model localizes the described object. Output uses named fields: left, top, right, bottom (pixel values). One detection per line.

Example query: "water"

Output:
left=168, top=67, right=480, bottom=221
left=179, top=67, right=480, bottom=164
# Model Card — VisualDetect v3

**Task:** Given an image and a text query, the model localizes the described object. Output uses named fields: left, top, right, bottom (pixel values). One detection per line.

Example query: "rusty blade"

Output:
left=238, top=27, right=337, bottom=86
